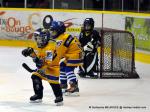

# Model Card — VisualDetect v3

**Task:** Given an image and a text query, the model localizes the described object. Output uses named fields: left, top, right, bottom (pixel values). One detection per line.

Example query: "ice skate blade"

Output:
left=65, top=92, right=80, bottom=96
left=56, top=101, right=63, bottom=106
left=30, top=99, right=42, bottom=103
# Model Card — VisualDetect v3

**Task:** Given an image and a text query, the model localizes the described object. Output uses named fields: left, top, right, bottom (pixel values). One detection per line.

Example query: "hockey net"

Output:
left=99, top=29, right=139, bottom=78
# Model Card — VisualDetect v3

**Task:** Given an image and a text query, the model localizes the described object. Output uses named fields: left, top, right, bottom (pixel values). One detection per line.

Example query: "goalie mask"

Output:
left=83, top=18, right=94, bottom=32
left=49, top=21, right=66, bottom=39
left=34, top=28, right=50, bottom=48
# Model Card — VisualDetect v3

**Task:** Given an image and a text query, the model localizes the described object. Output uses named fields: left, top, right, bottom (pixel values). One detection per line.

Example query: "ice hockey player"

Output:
left=22, top=28, right=63, bottom=106
left=78, top=18, right=101, bottom=78
left=49, top=21, right=83, bottom=96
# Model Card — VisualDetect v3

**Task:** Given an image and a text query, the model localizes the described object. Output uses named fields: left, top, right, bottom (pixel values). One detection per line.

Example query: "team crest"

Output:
left=46, top=51, right=53, bottom=61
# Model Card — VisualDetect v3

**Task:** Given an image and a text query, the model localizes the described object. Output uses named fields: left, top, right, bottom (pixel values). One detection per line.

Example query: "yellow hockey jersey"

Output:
left=52, top=33, right=83, bottom=66
left=30, top=42, right=60, bottom=84
left=30, top=33, right=83, bottom=84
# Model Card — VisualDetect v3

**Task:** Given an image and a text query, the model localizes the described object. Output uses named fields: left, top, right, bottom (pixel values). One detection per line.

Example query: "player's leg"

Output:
left=85, top=52, right=98, bottom=78
left=78, top=65, right=86, bottom=78
left=30, top=75, right=43, bottom=103
left=65, top=66, right=79, bottom=96
left=44, top=66, right=64, bottom=106
left=59, top=62, right=68, bottom=93
left=78, top=55, right=86, bottom=78
left=88, top=52, right=99, bottom=78
left=50, top=83, right=63, bottom=106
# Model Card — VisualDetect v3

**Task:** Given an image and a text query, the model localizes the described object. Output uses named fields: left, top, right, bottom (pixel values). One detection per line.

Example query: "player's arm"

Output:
left=94, top=30, right=101, bottom=46
left=33, top=57, right=44, bottom=69
left=22, top=47, right=44, bottom=68
left=83, top=42, right=94, bottom=52
left=89, top=30, right=101, bottom=50
left=78, top=32, right=84, bottom=47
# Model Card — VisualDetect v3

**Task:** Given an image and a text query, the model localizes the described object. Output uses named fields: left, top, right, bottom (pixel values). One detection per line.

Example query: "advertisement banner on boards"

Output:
left=125, top=17, right=150, bottom=51
left=0, top=9, right=102, bottom=40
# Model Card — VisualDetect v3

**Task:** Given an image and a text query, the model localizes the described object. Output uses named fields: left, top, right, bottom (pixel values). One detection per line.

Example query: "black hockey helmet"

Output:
left=83, top=18, right=94, bottom=31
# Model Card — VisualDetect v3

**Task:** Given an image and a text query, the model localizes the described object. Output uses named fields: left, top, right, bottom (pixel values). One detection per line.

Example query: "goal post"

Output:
left=99, top=29, right=139, bottom=79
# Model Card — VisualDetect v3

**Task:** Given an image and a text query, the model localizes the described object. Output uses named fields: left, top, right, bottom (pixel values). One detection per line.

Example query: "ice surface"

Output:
left=0, top=47, right=150, bottom=112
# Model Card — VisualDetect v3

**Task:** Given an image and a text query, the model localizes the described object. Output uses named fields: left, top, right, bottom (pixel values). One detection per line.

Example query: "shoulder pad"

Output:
left=64, top=35, right=74, bottom=47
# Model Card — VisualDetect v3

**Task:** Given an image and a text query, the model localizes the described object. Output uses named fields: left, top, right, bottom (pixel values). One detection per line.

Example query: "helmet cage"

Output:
left=83, top=18, right=94, bottom=31
left=34, top=31, right=49, bottom=48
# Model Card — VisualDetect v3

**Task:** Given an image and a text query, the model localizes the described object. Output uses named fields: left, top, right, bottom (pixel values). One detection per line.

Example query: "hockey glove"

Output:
left=36, top=69, right=45, bottom=76
left=33, top=57, right=44, bottom=68
left=83, top=42, right=94, bottom=52
left=22, top=47, right=34, bottom=57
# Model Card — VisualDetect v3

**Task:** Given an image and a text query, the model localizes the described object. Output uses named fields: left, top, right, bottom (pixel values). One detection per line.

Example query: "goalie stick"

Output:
left=22, top=63, right=35, bottom=73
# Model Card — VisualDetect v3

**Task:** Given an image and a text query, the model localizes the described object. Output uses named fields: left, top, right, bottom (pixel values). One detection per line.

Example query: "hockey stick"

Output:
left=22, top=63, right=35, bottom=73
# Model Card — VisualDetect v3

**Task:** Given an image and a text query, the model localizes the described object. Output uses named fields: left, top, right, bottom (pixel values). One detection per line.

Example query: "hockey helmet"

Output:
left=49, top=21, right=66, bottom=39
left=33, top=28, right=50, bottom=48
left=83, top=18, right=94, bottom=31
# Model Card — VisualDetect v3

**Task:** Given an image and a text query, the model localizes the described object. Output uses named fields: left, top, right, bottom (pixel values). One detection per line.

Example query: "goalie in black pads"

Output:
left=78, top=18, right=101, bottom=78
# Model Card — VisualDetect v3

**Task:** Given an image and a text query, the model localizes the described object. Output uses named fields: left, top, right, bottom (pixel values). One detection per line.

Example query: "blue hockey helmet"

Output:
left=83, top=18, right=94, bottom=31
left=49, top=21, right=66, bottom=39
left=33, top=28, right=50, bottom=48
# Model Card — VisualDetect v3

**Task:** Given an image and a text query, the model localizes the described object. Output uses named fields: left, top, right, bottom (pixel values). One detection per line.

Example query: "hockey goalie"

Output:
left=78, top=18, right=101, bottom=78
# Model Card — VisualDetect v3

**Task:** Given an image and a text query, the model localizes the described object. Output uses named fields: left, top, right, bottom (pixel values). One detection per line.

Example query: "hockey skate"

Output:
left=89, top=74, right=98, bottom=79
left=30, top=94, right=43, bottom=103
left=88, top=71, right=98, bottom=79
left=65, top=81, right=79, bottom=96
left=54, top=96, right=63, bottom=106
left=78, top=72, right=86, bottom=78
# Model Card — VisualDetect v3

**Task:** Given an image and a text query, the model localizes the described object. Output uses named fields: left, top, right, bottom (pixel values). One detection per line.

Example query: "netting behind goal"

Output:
left=99, top=29, right=139, bottom=78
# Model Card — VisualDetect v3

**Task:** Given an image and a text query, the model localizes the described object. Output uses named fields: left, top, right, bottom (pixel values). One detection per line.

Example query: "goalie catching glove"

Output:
left=83, top=42, right=94, bottom=52
left=22, top=47, right=34, bottom=57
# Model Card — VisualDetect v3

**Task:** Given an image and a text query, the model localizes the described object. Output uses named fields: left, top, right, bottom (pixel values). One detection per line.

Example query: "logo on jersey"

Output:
left=46, top=51, right=53, bottom=61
